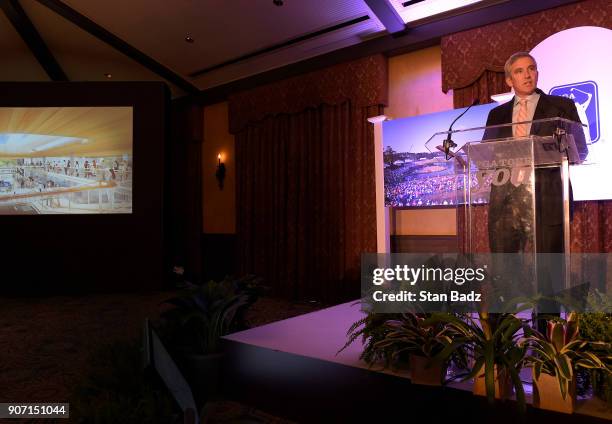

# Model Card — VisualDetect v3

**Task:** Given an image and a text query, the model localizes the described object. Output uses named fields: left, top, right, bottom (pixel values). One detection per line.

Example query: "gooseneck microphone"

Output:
left=443, top=98, right=480, bottom=160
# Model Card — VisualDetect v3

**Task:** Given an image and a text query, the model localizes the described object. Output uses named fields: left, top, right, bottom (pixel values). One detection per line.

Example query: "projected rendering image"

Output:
left=0, top=107, right=133, bottom=215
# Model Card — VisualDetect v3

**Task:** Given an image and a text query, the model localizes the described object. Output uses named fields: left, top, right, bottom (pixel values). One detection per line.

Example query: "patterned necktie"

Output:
left=515, top=98, right=529, bottom=137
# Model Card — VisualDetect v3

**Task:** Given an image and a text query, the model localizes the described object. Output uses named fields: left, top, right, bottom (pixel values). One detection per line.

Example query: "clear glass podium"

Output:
left=424, top=118, right=588, bottom=311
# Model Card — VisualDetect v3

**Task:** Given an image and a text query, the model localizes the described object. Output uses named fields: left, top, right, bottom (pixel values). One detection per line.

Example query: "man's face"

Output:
left=506, top=56, right=538, bottom=97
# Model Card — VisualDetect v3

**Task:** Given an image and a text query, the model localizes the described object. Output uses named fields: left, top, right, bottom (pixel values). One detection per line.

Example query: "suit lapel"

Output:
left=531, top=89, right=554, bottom=135
left=498, top=99, right=514, bottom=138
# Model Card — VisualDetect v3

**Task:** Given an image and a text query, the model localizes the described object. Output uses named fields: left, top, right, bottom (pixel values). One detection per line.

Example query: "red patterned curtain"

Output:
left=229, top=55, right=387, bottom=302
left=453, top=70, right=507, bottom=110
left=442, top=0, right=612, bottom=253
left=442, top=0, right=612, bottom=105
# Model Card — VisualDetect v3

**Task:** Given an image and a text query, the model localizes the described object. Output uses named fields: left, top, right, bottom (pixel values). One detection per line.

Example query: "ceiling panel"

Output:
left=193, top=16, right=384, bottom=89
left=0, top=9, right=50, bottom=81
left=22, top=0, right=186, bottom=96
left=1, top=0, right=562, bottom=96
left=58, top=0, right=383, bottom=78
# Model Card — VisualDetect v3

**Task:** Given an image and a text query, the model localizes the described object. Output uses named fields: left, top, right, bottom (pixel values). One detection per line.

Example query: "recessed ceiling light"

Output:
left=185, top=35, right=195, bottom=43
left=104, top=73, right=112, bottom=79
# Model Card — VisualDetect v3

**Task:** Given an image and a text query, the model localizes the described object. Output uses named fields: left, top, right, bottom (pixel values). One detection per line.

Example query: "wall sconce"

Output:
left=215, top=153, right=226, bottom=190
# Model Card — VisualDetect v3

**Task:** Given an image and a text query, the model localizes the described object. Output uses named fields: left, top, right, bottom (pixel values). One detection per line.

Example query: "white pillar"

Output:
left=367, top=115, right=390, bottom=254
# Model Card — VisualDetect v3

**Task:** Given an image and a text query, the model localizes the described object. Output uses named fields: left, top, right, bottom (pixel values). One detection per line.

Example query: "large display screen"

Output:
left=0, top=107, right=133, bottom=214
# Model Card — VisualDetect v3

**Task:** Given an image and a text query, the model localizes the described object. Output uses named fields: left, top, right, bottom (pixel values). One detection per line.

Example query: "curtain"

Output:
left=230, top=55, right=387, bottom=303
left=235, top=103, right=382, bottom=302
left=452, top=70, right=507, bottom=109
left=168, top=100, right=203, bottom=283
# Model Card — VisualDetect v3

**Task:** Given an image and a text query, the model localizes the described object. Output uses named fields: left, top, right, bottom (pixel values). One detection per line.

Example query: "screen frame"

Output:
left=0, top=81, right=169, bottom=294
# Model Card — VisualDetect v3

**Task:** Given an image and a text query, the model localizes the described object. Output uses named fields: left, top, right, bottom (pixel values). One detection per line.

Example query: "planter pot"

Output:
left=533, top=373, right=576, bottom=414
left=179, top=352, right=224, bottom=409
left=473, top=365, right=514, bottom=400
left=391, top=358, right=411, bottom=373
left=593, top=371, right=612, bottom=403
left=410, top=355, right=444, bottom=386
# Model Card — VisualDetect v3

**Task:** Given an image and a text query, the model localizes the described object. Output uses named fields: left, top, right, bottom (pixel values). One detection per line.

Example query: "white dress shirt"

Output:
left=512, top=91, right=540, bottom=137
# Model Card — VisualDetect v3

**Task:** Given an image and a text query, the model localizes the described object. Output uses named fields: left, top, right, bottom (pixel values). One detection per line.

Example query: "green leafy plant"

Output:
left=337, top=310, right=402, bottom=368
left=521, top=312, right=611, bottom=401
left=428, top=311, right=529, bottom=410
left=159, top=275, right=264, bottom=355
left=373, top=312, right=458, bottom=367
left=578, top=290, right=612, bottom=403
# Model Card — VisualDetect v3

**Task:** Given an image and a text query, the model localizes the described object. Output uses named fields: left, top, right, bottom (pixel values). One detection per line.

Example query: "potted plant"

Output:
left=428, top=311, right=529, bottom=409
left=157, top=275, right=264, bottom=407
left=578, top=289, right=612, bottom=404
left=373, top=313, right=460, bottom=386
left=337, top=310, right=403, bottom=368
left=520, top=312, right=610, bottom=414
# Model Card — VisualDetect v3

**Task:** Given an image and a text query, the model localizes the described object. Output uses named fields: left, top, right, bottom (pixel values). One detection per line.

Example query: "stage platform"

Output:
left=222, top=301, right=611, bottom=423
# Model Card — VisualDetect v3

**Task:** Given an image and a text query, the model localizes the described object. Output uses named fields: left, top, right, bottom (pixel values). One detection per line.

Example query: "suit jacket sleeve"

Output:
left=483, top=110, right=497, bottom=141
left=482, top=106, right=510, bottom=141
left=563, top=98, right=588, bottom=162
left=537, top=94, right=588, bottom=161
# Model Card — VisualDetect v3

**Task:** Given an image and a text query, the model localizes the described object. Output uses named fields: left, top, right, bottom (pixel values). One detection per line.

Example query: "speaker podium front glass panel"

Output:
left=424, top=119, right=586, bottom=307
left=461, top=135, right=536, bottom=255
left=424, top=118, right=586, bottom=254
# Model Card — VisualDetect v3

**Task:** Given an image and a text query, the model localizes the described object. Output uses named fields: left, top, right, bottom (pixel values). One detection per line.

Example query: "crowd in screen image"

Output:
left=32, top=158, right=131, bottom=182
left=0, top=155, right=133, bottom=214
left=385, top=167, right=490, bottom=207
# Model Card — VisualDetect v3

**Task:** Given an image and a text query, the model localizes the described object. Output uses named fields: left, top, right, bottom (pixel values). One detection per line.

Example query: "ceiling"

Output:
left=0, top=0, right=582, bottom=99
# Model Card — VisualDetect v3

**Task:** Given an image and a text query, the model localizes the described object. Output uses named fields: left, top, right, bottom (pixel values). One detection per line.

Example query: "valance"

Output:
left=228, top=54, right=387, bottom=133
left=441, top=0, right=612, bottom=93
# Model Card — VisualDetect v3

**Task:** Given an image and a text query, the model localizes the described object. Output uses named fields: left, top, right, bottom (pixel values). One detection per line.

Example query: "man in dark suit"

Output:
left=483, top=51, right=587, bottom=254
left=482, top=52, right=587, bottom=323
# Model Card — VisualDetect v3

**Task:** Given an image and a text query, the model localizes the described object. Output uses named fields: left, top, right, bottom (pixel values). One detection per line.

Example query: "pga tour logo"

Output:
left=549, top=81, right=600, bottom=144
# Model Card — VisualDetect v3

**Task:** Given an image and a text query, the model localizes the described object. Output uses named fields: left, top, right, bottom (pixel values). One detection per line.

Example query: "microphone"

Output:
left=443, top=98, right=480, bottom=160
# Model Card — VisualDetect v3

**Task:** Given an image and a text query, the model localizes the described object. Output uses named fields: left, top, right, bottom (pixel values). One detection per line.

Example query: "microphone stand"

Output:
left=443, top=99, right=479, bottom=160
